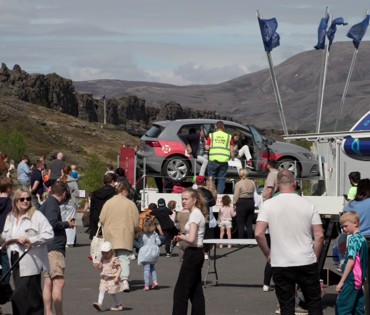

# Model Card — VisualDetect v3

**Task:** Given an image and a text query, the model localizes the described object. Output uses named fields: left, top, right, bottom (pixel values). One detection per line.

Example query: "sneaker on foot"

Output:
left=110, top=305, right=123, bottom=311
left=263, top=285, right=270, bottom=292
left=143, top=285, right=150, bottom=291
left=228, top=244, right=232, bottom=248
left=274, top=304, right=280, bottom=314
left=152, top=281, right=159, bottom=289
left=204, top=254, right=209, bottom=260
left=122, top=280, right=130, bottom=292
left=93, top=302, right=102, bottom=311
left=166, top=253, right=171, bottom=257
left=295, top=305, right=308, bottom=314
left=219, top=245, right=223, bottom=249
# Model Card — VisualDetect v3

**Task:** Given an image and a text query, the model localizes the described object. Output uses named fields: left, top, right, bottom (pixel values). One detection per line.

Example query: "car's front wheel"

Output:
left=162, top=156, right=191, bottom=182
left=276, top=158, right=301, bottom=178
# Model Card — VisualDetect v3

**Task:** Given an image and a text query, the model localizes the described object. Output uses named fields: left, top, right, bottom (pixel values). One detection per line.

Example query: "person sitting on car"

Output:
left=183, top=127, right=208, bottom=177
left=232, top=132, right=253, bottom=169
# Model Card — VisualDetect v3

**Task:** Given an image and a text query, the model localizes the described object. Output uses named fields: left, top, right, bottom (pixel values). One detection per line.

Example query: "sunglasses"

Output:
left=19, top=197, right=31, bottom=202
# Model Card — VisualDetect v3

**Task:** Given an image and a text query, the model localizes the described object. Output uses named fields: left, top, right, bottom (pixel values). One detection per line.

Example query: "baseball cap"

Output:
left=157, top=198, right=166, bottom=207
left=100, top=241, right=112, bottom=252
left=196, top=175, right=205, bottom=185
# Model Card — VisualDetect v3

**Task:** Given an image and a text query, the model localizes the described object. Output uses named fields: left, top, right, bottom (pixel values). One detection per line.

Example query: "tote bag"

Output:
left=90, top=222, right=104, bottom=264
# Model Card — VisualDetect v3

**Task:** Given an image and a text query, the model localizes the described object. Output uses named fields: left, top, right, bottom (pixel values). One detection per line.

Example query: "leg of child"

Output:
left=143, top=263, right=150, bottom=289
left=219, top=226, right=225, bottom=248
left=150, top=264, right=159, bottom=289
left=98, top=290, right=105, bottom=305
left=226, top=227, right=232, bottom=248
left=111, top=293, right=122, bottom=307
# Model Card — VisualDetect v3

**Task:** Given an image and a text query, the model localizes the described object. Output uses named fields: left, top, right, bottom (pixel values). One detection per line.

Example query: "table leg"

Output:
left=213, top=245, right=218, bottom=286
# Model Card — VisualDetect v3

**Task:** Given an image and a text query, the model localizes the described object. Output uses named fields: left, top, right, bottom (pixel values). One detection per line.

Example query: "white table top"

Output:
left=203, top=239, right=257, bottom=245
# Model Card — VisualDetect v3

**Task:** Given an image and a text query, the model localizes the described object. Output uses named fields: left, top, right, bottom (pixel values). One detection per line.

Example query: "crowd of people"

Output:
left=0, top=122, right=369, bottom=315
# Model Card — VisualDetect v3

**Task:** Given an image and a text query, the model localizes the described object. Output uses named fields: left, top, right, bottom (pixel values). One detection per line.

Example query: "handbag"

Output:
left=90, top=222, right=104, bottom=264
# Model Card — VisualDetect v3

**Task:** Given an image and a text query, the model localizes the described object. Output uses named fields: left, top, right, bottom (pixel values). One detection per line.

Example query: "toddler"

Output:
left=336, top=211, right=368, bottom=314
left=218, top=195, right=236, bottom=248
left=93, top=241, right=123, bottom=312
left=134, top=217, right=161, bottom=291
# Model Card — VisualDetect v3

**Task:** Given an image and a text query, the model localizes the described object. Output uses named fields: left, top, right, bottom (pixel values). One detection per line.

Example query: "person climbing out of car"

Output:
left=183, top=127, right=208, bottom=177
left=232, top=131, right=254, bottom=170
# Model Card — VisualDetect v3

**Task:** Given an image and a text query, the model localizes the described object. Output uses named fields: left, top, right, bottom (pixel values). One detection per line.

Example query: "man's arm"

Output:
left=31, top=180, right=40, bottom=194
left=263, top=187, right=274, bottom=200
left=312, top=224, right=324, bottom=259
left=255, top=221, right=270, bottom=262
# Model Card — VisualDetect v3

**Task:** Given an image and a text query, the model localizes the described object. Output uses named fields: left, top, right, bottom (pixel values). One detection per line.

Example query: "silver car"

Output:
left=136, top=119, right=319, bottom=182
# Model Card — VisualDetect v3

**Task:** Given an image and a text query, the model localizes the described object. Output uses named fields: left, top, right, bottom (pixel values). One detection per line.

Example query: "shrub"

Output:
left=0, top=130, right=26, bottom=162
left=78, top=153, right=106, bottom=194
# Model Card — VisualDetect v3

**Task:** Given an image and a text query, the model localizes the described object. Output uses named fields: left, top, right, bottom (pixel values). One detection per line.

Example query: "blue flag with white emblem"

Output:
left=314, top=15, right=329, bottom=50
left=326, top=17, right=348, bottom=49
left=347, top=15, right=370, bottom=49
left=258, top=17, right=280, bottom=52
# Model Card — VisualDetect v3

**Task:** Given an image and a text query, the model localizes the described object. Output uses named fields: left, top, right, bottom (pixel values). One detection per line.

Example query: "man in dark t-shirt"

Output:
left=30, top=160, right=45, bottom=209
left=49, top=152, right=65, bottom=185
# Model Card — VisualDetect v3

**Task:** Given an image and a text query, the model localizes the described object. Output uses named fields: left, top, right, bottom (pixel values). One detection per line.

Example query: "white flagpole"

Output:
left=257, top=10, right=288, bottom=136
left=103, top=96, right=107, bottom=125
left=316, top=12, right=332, bottom=133
left=333, top=49, right=358, bottom=131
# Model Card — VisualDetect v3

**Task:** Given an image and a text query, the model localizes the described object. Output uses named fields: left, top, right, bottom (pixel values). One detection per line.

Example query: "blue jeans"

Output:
left=207, top=161, right=228, bottom=194
left=1, top=249, right=10, bottom=283
left=143, top=263, right=157, bottom=286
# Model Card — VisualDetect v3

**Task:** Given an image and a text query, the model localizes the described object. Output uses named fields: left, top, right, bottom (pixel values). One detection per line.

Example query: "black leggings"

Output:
left=235, top=198, right=255, bottom=239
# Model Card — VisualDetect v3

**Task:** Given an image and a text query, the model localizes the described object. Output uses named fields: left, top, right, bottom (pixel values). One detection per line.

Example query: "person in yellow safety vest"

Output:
left=205, top=121, right=234, bottom=194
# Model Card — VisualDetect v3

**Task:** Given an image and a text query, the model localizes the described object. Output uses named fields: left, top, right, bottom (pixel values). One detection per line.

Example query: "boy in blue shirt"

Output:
left=336, top=211, right=368, bottom=315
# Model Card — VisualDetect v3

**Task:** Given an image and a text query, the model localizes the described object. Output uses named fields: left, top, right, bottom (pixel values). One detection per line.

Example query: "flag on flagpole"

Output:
left=314, top=14, right=329, bottom=49
left=326, top=17, right=348, bottom=49
left=347, top=15, right=370, bottom=49
left=258, top=17, right=280, bottom=52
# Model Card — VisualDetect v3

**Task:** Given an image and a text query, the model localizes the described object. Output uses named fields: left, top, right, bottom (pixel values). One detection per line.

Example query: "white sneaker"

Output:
left=204, top=254, right=209, bottom=260
left=129, top=253, right=136, bottom=260
left=263, top=285, right=270, bottom=292
left=122, top=280, right=130, bottom=292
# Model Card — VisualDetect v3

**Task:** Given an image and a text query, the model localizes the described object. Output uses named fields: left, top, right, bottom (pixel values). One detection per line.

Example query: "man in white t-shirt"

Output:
left=255, top=170, right=324, bottom=315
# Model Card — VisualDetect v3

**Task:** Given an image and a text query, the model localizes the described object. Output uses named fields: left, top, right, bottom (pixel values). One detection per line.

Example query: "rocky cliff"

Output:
left=0, top=63, right=228, bottom=136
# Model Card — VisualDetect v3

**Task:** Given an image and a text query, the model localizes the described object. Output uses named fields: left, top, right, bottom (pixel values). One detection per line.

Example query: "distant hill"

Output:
left=74, top=41, right=370, bottom=132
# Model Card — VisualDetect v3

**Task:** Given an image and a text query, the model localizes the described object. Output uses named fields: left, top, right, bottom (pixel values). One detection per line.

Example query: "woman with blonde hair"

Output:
left=1, top=188, right=53, bottom=315
left=172, top=188, right=207, bottom=315
left=233, top=168, right=255, bottom=239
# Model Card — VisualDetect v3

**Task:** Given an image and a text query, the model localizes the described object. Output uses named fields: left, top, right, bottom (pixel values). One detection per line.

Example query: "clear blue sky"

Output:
left=1, top=1, right=369, bottom=85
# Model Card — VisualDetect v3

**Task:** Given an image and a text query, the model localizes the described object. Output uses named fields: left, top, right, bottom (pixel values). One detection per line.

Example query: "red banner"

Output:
left=119, top=147, right=136, bottom=186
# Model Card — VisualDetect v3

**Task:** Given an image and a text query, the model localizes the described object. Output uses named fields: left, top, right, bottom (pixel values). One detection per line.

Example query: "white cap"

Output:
left=100, top=241, right=112, bottom=252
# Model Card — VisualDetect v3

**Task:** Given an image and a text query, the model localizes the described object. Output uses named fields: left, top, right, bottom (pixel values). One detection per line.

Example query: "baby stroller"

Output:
left=0, top=240, right=30, bottom=305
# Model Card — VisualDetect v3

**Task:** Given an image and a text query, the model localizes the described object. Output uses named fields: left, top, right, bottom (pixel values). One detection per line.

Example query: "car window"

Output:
left=249, top=126, right=264, bottom=149
left=178, top=124, right=203, bottom=137
left=144, top=124, right=163, bottom=138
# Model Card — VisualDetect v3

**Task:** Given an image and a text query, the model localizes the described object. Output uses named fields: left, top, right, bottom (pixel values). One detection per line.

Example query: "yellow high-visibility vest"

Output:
left=208, top=131, right=231, bottom=163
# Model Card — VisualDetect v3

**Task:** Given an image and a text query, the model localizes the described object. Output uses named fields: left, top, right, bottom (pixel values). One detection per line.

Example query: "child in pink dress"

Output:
left=93, top=241, right=123, bottom=312
left=217, top=195, right=236, bottom=248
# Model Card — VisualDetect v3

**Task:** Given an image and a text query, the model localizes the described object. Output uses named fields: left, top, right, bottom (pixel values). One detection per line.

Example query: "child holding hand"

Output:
left=336, top=211, right=368, bottom=314
left=135, top=217, right=161, bottom=291
left=93, top=241, right=123, bottom=312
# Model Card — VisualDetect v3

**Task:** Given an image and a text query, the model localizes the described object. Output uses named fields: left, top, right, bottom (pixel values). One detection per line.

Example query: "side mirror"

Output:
left=263, top=138, right=274, bottom=146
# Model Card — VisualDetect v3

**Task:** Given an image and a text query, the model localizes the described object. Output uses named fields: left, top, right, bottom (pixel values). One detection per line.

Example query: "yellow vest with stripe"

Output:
left=208, top=131, right=231, bottom=163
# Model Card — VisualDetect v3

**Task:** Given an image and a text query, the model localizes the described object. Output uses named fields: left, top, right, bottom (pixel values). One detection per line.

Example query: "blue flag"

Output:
left=326, top=17, right=348, bottom=49
left=314, top=15, right=329, bottom=50
left=258, top=17, right=280, bottom=52
left=347, top=15, right=370, bottom=49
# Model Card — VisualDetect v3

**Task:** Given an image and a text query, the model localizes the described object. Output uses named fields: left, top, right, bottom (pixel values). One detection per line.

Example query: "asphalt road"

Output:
left=2, top=220, right=338, bottom=315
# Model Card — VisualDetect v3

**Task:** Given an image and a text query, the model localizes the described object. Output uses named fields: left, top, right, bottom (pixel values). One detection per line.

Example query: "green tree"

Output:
left=0, top=130, right=26, bottom=161
left=79, top=153, right=106, bottom=194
